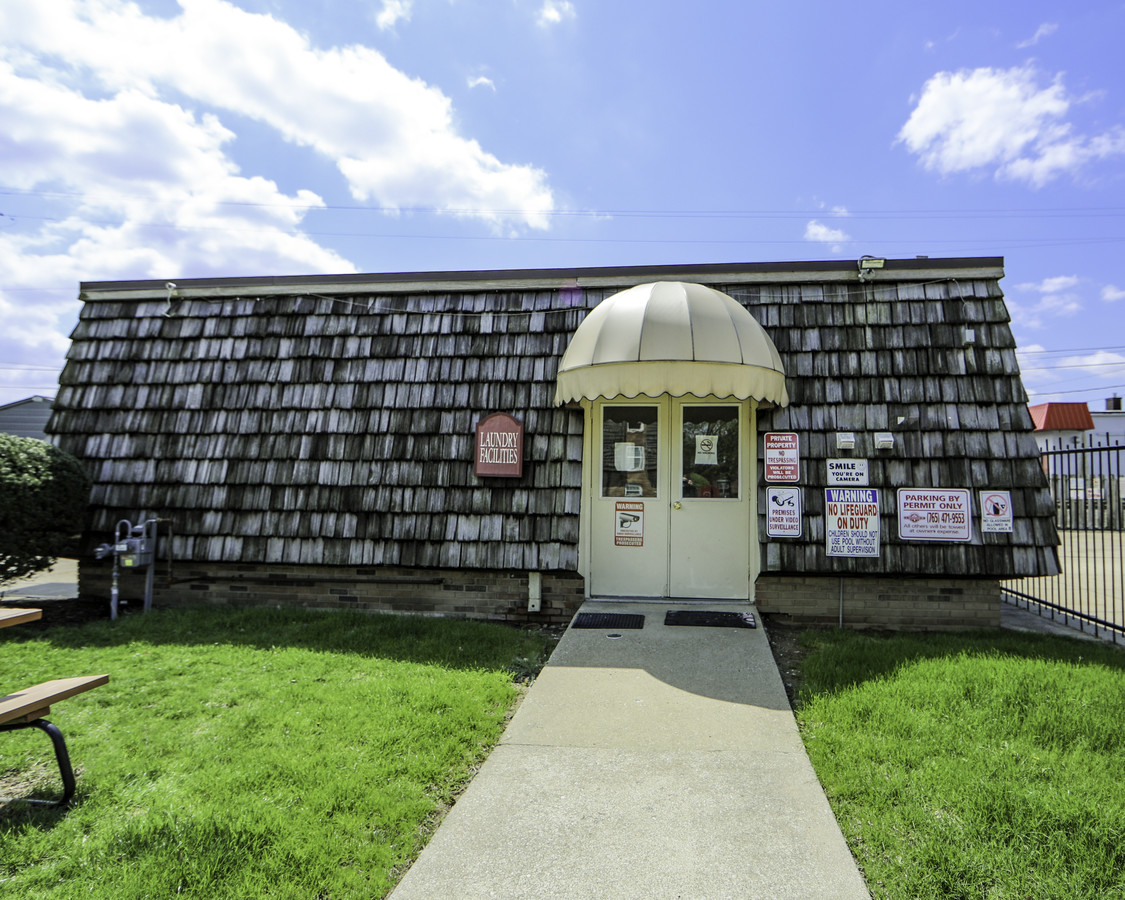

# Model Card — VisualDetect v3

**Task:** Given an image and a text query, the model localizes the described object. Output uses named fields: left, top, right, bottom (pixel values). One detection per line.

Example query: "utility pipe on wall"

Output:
left=528, top=571, right=542, bottom=613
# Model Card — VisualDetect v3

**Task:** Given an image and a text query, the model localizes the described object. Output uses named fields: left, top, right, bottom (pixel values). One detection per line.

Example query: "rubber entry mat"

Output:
left=664, top=610, right=756, bottom=629
left=571, top=613, right=646, bottom=630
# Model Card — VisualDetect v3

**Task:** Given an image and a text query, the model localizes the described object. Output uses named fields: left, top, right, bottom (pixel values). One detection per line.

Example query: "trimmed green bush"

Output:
left=0, top=433, right=90, bottom=582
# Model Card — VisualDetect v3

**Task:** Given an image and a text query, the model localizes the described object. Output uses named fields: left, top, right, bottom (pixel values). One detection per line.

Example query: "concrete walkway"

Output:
left=0, top=558, right=78, bottom=601
left=389, top=601, right=870, bottom=900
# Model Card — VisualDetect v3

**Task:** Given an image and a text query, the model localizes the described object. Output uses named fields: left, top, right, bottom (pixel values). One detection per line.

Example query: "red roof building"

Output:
left=1028, top=402, right=1095, bottom=434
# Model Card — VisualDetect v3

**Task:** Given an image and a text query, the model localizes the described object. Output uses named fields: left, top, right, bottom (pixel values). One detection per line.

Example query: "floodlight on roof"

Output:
left=857, top=256, right=886, bottom=282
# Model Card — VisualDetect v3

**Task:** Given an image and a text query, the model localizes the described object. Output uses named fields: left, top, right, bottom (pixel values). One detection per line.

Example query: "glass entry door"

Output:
left=670, top=403, right=750, bottom=598
left=587, top=397, right=755, bottom=599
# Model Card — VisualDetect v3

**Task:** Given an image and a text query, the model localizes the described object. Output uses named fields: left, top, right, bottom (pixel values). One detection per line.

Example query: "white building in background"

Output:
left=1090, top=395, right=1125, bottom=446
left=1030, top=398, right=1124, bottom=527
left=1028, top=401, right=1096, bottom=451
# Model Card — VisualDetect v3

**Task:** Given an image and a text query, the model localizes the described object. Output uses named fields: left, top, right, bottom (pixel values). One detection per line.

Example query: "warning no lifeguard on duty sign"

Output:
left=825, top=488, right=881, bottom=558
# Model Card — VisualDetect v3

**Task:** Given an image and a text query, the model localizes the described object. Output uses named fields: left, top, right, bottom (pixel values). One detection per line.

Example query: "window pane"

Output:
left=682, top=406, right=739, bottom=499
left=602, top=406, right=659, bottom=498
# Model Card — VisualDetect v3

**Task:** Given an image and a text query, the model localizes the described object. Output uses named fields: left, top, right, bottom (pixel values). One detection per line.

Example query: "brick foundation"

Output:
left=754, top=575, right=1001, bottom=630
left=78, top=561, right=585, bottom=626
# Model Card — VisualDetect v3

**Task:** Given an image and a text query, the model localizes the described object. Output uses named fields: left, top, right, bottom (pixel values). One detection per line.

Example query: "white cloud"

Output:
left=1061, top=350, right=1125, bottom=381
left=1017, top=23, right=1058, bottom=49
left=897, top=64, right=1125, bottom=187
left=810, top=198, right=850, bottom=217
left=1009, top=275, right=1084, bottom=328
left=376, top=0, right=413, bottom=31
left=468, top=75, right=496, bottom=91
left=803, top=220, right=851, bottom=253
left=0, top=54, right=354, bottom=387
left=0, top=0, right=555, bottom=227
left=1022, top=346, right=1125, bottom=402
left=1017, top=275, right=1080, bottom=294
left=537, top=0, right=576, bottom=27
left=1016, top=342, right=1048, bottom=365
left=0, top=0, right=558, bottom=394
left=1101, top=284, right=1125, bottom=302
left=1015, top=342, right=1058, bottom=392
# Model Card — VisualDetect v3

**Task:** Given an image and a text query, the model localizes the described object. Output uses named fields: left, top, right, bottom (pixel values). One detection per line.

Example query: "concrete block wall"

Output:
left=754, top=575, right=1001, bottom=629
left=78, top=561, right=585, bottom=626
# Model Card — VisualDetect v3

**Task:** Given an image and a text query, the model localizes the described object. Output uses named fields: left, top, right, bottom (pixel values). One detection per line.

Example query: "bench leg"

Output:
left=0, top=718, right=78, bottom=807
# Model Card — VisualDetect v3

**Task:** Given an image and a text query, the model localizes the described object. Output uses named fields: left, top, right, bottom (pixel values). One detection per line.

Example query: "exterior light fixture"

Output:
left=858, top=256, right=885, bottom=269
left=874, top=432, right=894, bottom=450
left=836, top=432, right=856, bottom=451
left=857, top=256, right=886, bottom=282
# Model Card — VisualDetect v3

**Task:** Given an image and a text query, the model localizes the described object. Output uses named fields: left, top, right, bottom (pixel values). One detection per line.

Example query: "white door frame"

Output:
left=576, top=395, right=760, bottom=600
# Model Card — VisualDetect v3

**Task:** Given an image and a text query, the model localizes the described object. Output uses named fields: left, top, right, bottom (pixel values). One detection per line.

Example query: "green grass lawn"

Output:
left=795, top=628, right=1125, bottom=900
left=0, top=606, right=551, bottom=899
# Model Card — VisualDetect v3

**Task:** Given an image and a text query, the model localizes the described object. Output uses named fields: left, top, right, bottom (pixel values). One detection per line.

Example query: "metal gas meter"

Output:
left=115, top=521, right=156, bottom=569
left=94, top=518, right=170, bottom=619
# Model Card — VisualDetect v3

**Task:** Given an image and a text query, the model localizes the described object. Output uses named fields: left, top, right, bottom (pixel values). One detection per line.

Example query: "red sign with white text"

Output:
left=474, top=413, right=524, bottom=477
left=764, top=432, right=800, bottom=483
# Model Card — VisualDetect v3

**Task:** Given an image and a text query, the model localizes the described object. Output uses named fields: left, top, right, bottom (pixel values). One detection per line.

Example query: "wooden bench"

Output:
left=0, top=608, right=44, bottom=628
left=1, top=675, right=109, bottom=807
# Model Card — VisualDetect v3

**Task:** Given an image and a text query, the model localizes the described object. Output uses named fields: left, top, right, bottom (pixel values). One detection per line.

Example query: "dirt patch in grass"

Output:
left=761, top=613, right=807, bottom=708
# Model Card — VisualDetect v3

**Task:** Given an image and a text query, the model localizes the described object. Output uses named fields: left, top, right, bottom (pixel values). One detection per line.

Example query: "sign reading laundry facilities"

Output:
left=825, top=488, right=880, bottom=557
left=764, top=432, right=800, bottom=483
left=614, top=500, right=644, bottom=546
left=474, top=412, right=524, bottom=477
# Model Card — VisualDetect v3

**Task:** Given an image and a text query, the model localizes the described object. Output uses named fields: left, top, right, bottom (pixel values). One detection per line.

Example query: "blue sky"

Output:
left=2, top=0, right=1124, bottom=410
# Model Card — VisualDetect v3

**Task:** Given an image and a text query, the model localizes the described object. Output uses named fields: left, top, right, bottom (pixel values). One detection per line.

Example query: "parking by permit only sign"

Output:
left=897, top=488, right=972, bottom=541
left=825, top=488, right=880, bottom=557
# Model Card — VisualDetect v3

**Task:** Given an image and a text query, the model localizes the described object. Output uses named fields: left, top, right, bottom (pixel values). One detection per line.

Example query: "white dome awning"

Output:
left=554, top=281, right=789, bottom=406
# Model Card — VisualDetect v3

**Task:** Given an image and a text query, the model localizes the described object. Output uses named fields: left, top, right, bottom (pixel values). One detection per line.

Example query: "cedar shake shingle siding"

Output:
left=52, top=289, right=586, bottom=571
left=48, top=258, right=1059, bottom=584
left=742, top=277, right=1058, bottom=578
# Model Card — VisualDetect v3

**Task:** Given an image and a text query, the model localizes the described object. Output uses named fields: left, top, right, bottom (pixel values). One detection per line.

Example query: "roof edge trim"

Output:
left=79, top=257, right=1005, bottom=299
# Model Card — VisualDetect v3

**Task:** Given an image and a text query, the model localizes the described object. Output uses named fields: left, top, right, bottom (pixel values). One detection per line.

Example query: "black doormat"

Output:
left=571, top=612, right=646, bottom=630
left=664, top=610, right=756, bottom=629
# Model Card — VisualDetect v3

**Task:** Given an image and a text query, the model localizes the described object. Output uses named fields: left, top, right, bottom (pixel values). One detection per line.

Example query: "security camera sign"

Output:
left=767, top=487, right=803, bottom=537
left=614, top=501, right=644, bottom=547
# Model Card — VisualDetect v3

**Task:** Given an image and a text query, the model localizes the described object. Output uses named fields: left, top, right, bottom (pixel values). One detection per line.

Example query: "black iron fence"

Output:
left=1002, top=436, right=1124, bottom=643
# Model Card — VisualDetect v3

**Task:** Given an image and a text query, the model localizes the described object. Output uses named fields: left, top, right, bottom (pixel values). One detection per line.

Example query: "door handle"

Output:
left=673, top=501, right=682, bottom=510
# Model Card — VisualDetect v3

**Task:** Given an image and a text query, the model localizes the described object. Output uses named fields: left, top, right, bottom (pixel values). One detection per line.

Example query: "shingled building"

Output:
left=48, top=257, right=1059, bottom=628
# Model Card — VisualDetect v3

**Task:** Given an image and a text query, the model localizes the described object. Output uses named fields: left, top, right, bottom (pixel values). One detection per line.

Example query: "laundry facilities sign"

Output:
left=474, top=413, right=524, bottom=477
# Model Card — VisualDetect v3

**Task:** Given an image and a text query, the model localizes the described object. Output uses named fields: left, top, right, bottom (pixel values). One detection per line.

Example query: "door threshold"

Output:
left=587, top=596, right=750, bottom=604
